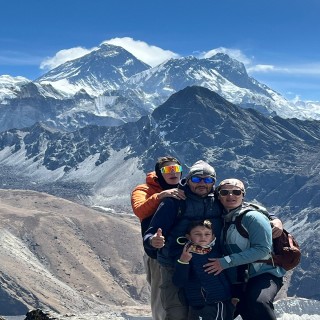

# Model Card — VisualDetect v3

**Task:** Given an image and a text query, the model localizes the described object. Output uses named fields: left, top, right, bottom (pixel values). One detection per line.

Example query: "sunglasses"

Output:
left=160, top=165, right=182, bottom=174
left=190, top=176, right=215, bottom=184
left=219, top=189, right=243, bottom=196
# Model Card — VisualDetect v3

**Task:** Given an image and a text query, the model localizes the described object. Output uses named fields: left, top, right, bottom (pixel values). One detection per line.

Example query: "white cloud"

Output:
left=201, top=47, right=320, bottom=78
left=247, top=64, right=276, bottom=73
left=201, top=47, right=320, bottom=77
left=40, top=47, right=92, bottom=71
left=282, top=64, right=320, bottom=75
left=102, top=37, right=180, bottom=67
left=38, top=37, right=180, bottom=71
left=248, top=63, right=320, bottom=75
left=200, top=47, right=252, bottom=65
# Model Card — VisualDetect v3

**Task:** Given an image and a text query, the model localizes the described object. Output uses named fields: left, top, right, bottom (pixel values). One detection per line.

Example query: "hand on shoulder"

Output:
left=158, top=188, right=186, bottom=200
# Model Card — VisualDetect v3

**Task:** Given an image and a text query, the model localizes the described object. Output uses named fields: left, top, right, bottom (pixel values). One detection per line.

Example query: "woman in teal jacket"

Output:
left=204, top=178, right=285, bottom=320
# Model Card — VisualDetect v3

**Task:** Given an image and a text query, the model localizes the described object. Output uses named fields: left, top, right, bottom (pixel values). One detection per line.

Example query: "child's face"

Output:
left=187, top=226, right=215, bottom=246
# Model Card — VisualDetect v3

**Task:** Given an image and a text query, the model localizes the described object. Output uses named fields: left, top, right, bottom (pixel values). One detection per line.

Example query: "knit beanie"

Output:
left=186, top=160, right=216, bottom=182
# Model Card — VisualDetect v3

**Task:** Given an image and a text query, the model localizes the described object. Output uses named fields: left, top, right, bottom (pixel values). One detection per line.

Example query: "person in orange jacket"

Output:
left=131, top=156, right=185, bottom=320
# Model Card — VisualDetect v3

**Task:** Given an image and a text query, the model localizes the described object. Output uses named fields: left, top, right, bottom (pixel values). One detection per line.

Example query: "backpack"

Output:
left=235, top=203, right=301, bottom=271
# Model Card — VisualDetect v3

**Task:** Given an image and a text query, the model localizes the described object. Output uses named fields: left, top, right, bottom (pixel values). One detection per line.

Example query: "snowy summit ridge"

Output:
left=1, top=42, right=319, bottom=129
left=35, top=43, right=151, bottom=96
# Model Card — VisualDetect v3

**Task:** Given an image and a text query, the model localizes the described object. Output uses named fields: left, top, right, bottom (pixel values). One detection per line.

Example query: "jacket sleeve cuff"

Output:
left=220, top=256, right=232, bottom=269
left=143, top=234, right=154, bottom=250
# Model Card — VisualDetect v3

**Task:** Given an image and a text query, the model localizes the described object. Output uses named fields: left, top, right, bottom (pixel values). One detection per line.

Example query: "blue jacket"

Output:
left=143, top=183, right=223, bottom=267
left=173, top=243, right=232, bottom=306
left=218, top=205, right=286, bottom=282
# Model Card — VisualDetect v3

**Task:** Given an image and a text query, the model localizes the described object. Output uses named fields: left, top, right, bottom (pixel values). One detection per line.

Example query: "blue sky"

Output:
left=1, top=0, right=319, bottom=101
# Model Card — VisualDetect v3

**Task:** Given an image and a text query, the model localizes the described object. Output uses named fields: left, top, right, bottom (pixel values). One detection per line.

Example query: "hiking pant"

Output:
left=233, top=273, right=283, bottom=320
left=159, top=265, right=189, bottom=320
left=143, top=253, right=166, bottom=320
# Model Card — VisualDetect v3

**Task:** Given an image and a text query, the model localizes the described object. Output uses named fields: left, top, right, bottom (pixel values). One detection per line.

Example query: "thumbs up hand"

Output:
left=150, top=228, right=165, bottom=248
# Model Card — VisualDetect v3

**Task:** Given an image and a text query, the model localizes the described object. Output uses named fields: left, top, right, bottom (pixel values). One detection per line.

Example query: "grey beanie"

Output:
left=186, top=160, right=216, bottom=181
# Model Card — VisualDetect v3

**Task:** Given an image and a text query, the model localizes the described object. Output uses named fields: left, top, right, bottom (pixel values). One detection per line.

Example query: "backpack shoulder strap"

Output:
left=235, top=202, right=271, bottom=238
left=242, top=202, right=271, bottom=218
left=235, top=210, right=249, bottom=238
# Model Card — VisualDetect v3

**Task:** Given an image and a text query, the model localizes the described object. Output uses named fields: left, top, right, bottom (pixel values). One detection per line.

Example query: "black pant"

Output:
left=188, top=300, right=235, bottom=320
left=232, top=273, right=283, bottom=320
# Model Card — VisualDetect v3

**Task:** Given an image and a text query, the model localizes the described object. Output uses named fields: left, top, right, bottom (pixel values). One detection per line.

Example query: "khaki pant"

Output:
left=143, top=254, right=166, bottom=320
left=159, top=265, right=189, bottom=320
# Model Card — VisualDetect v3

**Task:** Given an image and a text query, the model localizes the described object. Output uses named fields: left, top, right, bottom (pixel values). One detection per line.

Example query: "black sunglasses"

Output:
left=219, top=189, right=243, bottom=196
left=190, top=176, right=215, bottom=184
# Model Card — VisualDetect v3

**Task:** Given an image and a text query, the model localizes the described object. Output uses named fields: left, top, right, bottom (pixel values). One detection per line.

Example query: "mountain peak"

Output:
left=35, top=43, right=150, bottom=95
left=206, top=52, right=248, bottom=81
left=152, top=85, right=237, bottom=122
left=209, top=51, right=244, bottom=65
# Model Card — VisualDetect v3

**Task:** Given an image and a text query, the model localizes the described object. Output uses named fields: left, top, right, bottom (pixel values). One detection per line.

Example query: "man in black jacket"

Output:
left=144, top=160, right=221, bottom=320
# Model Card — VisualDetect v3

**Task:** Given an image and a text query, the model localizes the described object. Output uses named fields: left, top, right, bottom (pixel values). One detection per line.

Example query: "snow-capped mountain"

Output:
left=1, top=43, right=319, bottom=134
left=0, top=75, right=30, bottom=101
left=0, top=74, right=67, bottom=102
left=0, top=76, right=150, bottom=131
left=33, top=44, right=319, bottom=120
left=35, top=43, right=151, bottom=96
left=0, top=86, right=319, bottom=301
left=125, top=53, right=295, bottom=116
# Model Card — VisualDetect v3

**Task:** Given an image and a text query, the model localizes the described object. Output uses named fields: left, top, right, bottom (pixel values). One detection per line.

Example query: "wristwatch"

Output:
left=224, top=256, right=232, bottom=264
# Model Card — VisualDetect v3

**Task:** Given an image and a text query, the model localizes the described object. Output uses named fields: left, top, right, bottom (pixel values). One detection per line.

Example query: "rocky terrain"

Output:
left=0, top=189, right=151, bottom=318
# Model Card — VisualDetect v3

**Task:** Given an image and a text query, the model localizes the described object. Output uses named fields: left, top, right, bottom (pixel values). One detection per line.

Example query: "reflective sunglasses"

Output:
left=190, top=176, right=215, bottom=184
left=219, top=189, right=243, bottom=196
left=160, top=165, right=182, bottom=174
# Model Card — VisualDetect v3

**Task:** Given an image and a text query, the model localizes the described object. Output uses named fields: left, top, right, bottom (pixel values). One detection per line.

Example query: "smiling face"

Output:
left=218, top=185, right=244, bottom=211
left=160, top=161, right=182, bottom=185
left=186, top=225, right=215, bottom=246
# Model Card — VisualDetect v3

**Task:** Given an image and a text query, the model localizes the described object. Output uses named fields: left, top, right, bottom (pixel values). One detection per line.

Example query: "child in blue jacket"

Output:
left=173, top=219, right=237, bottom=320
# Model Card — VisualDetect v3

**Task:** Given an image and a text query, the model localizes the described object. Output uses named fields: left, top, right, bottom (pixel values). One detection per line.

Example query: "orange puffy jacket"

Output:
left=131, top=171, right=163, bottom=222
